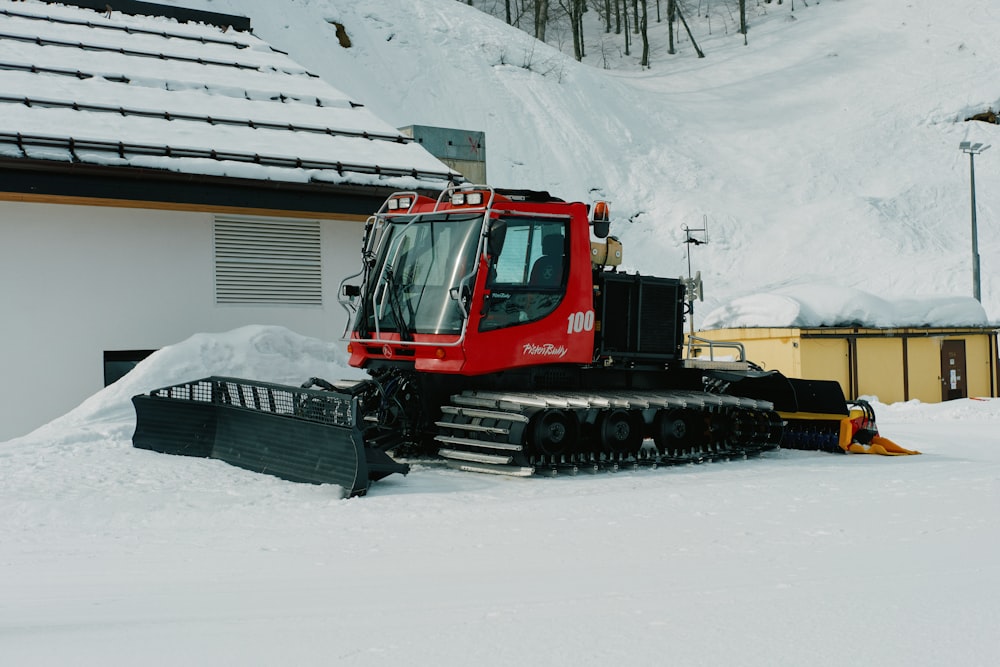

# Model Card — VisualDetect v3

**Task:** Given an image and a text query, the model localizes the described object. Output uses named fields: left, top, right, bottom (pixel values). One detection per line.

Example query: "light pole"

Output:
left=959, top=141, right=990, bottom=302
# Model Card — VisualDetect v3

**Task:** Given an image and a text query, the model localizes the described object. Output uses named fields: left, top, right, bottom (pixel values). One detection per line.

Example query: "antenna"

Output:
left=681, top=215, right=709, bottom=336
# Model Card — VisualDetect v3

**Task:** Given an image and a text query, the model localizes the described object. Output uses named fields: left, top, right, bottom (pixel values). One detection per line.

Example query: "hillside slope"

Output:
left=169, top=0, right=1000, bottom=322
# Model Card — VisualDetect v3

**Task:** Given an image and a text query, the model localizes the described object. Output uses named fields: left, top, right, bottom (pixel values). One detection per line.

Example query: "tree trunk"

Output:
left=570, top=0, right=584, bottom=61
left=674, top=2, right=704, bottom=58
left=667, top=0, right=675, bottom=55
left=622, top=0, right=630, bottom=55
left=739, top=0, right=747, bottom=45
left=534, top=0, right=549, bottom=41
left=639, top=0, right=649, bottom=67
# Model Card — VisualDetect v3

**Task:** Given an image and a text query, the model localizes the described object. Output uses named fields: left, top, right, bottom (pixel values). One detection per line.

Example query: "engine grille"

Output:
left=596, top=273, right=685, bottom=361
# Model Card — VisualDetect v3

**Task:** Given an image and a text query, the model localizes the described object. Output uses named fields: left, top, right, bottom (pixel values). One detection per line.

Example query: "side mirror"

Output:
left=487, top=219, right=507, bottom=258
left=449, top=282, right=472, bottom=318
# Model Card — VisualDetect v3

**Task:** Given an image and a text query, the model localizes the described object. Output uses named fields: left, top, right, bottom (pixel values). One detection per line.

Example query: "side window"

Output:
left=480, top=219, right=567, bottom=331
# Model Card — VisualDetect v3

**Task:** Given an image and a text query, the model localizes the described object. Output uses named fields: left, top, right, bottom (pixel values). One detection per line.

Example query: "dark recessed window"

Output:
left=103, top=350, right=156, bottom=387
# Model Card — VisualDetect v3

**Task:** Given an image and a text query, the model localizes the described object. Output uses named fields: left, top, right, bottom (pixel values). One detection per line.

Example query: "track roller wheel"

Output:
left=598, top=409, right=643, bottom=455
left=728, top=408, right=755, bottom=446
left=707, top=409, right=736, bottom=450
left=528, top=409, right=578, bottom=457
left=653, top=409, right=701, bottom=455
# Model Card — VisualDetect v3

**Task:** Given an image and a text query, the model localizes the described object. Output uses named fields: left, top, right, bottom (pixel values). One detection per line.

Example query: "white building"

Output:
left=0, top=0, right=459, bottom=440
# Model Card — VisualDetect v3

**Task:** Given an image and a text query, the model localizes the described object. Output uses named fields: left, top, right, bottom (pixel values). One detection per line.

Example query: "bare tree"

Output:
left=666, top=0, right=676, bottom=54
left=621, top=0, right=631, bottom=55
left=739, top=0, right=747, bottom=45
left=674, top=1, right=705, bottom=57
left=557, top=0, right=586, bottom=61
left=592, top=0, right=613, bottom=33
left=508, top=0, right=531, bottom=28
left=534, top=0, right=549, bottom=41
left=639, top=0, right=650, bottom=66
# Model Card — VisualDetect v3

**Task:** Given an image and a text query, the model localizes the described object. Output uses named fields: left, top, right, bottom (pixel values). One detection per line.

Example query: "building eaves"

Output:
left=0, top=156, right=415, bottom=219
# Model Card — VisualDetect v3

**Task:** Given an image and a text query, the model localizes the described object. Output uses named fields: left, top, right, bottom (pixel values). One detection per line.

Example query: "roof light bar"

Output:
left=449, top=191, right=486, bottom=206
left=386, top=195, right=413, bottom=211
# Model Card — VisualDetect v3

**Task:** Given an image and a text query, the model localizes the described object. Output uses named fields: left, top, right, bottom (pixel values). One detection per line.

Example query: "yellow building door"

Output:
left=941, top=340, right=968, bottom=400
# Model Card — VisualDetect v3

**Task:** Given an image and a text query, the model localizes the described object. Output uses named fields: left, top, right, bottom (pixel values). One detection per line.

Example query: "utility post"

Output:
left=959, top=141, right=991, bottom=302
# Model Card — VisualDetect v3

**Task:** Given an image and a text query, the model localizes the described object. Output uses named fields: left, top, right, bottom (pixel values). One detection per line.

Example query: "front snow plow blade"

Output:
left=132, top=376, right=408, bottom=496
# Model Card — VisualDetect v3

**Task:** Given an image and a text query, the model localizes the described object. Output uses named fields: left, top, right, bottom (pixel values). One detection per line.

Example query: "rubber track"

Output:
left=435, top=389, right=784, bottom=477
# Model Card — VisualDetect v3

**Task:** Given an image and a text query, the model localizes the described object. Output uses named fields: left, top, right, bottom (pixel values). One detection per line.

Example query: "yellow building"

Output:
left=691, top=327, right=999, bottom=403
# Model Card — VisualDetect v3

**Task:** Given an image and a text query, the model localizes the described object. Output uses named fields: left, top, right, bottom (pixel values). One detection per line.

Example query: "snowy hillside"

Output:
left=166, top=0, right=1000, bottom=324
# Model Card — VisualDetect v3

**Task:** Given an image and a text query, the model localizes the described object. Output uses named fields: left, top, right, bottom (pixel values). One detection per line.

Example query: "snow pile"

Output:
left=17, top=325, right=362, bottom=445
left=702, top=284, right=990, bottom=329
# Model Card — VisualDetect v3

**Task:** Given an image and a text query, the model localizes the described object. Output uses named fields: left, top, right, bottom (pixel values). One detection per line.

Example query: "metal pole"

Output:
left=969, top=150, right=981, bottom=302
left=960, top=141, right=989, bottom=302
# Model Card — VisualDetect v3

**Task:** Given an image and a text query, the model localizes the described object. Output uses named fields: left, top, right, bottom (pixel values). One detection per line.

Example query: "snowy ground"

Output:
left=3, top=327, right=999, bottom=665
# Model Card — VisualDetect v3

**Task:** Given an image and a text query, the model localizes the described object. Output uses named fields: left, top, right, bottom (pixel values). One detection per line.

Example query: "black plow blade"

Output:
left=132, top=376, right=408, bottom=497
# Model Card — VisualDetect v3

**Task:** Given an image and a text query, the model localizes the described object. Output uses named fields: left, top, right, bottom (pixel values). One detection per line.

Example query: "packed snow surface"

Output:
left=3, top=325, right=1000, bottom=665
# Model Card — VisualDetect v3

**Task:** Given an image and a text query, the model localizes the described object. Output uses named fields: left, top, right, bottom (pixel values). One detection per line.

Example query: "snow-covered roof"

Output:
left=701, top=284, right=992, bottom=330
left=0, top=0, right=459, bottom=192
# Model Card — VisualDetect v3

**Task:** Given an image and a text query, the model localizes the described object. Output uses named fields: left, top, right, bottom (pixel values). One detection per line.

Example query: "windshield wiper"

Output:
left=382, top=265, right=414, bottom=342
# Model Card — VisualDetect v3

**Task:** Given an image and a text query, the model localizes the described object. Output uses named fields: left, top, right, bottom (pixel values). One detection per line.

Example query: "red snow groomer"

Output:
left=133, top=185, right=915, bottom=496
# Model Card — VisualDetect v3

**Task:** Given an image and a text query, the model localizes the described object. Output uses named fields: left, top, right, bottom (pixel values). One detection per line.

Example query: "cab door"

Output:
left=463, top=214, right=594, bottom=374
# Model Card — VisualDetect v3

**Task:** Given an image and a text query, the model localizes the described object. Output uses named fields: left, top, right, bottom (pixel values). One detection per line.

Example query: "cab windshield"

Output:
left=364, top=212, right=483, bottom=337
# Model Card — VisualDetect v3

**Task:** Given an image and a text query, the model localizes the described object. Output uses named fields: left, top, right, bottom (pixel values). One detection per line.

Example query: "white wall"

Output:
left=0, top=201, right=363, bottom=441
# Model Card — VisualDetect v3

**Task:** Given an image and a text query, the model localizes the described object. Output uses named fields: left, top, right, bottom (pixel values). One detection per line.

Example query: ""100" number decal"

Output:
left=566, top=310, right=595, bottom=334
